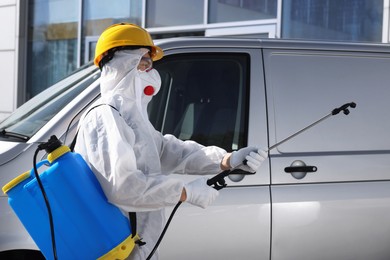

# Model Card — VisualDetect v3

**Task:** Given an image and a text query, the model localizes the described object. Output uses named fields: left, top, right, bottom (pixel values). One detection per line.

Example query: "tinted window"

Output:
left=149, top=53, right=250, bottom=151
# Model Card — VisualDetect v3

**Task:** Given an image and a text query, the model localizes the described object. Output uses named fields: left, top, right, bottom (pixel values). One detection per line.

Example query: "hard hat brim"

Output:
left=151, top=46, right=164, bottom=61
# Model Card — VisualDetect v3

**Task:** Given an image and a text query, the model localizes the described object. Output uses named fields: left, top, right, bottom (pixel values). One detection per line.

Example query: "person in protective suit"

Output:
left=74, top=23, right=268, bottom=260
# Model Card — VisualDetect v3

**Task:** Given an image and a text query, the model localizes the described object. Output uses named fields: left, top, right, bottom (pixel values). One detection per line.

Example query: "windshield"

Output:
left=0, top=63, right=100, bottom=141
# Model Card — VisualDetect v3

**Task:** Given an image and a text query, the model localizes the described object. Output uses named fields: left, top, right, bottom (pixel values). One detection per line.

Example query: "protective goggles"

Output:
left=138, top=56, right=153, bottom=72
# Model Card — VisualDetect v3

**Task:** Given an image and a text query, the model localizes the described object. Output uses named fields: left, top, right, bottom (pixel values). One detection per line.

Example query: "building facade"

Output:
left=0, top=0, right=388, bottom=120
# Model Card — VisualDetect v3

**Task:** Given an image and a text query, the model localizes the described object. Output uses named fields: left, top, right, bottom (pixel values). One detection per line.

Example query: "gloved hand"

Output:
left=230, top=146, right=268, bottom=173
left=184, top=177, right=219, bottom=209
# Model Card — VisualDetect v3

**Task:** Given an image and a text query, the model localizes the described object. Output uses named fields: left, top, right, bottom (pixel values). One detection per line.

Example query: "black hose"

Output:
left=146, top=170, right=231, bottom=259
left=146, top=201, right=182, bottom=260
left=33, top=147, right=58, bottom=260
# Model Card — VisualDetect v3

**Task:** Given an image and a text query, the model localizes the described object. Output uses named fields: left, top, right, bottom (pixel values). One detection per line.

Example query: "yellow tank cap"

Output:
left=47, top=145, right=71, bottom=163
left=98, top=234, right=139, bottom=260
left=2, top=171, right=31, bottom=195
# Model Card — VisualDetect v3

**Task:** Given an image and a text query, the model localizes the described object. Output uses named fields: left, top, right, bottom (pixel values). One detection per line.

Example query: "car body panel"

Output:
left=264, top=44, right=390, bottom=259
left=272, top=182, right=390, bottom=260
left=160, top=186, right=271, bottom=260
left=0, top=37, right=390, bottom=259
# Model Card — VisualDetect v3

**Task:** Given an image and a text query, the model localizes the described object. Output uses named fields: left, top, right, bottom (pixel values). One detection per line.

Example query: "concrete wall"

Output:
left=0, top=0, right=18, bottom=122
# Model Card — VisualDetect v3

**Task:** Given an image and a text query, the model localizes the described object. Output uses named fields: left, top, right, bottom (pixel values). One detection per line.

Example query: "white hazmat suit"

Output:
left=74, top=49, right=227, bottom=259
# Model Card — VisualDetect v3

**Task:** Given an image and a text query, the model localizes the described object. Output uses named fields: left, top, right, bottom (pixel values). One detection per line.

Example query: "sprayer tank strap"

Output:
left=68, top=104, right=142, bottom=243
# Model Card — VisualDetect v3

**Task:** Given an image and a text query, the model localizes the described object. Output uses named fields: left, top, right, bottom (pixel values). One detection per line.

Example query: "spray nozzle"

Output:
left=38, top=135, right=63, bottom=154
left=331, top=102, right=356, bottom=115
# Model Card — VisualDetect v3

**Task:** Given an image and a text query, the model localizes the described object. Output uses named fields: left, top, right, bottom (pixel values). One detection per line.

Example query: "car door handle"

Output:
left=284, top=165, right=317, bottom=173
left=284, top=160, right=317, bottom=179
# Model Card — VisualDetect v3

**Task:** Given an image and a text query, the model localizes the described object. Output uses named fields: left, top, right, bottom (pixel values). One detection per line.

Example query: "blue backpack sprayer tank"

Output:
left=2, top=135, right=140, bottom=260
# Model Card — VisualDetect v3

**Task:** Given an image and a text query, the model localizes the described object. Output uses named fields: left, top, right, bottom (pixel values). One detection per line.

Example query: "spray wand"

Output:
left=206, top=102, right=356, bottom=190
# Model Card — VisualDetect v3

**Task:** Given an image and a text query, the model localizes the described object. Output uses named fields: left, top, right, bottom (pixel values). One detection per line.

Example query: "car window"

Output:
left=266, top=51, right=390, bottom=153
left=149, top=53, right=250, bottom=151
left=0, top=63, right=100, bottom=141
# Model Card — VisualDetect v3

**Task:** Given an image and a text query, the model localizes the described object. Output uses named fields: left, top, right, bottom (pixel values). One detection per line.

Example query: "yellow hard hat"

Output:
left=94, top=23, right=164, bottom=67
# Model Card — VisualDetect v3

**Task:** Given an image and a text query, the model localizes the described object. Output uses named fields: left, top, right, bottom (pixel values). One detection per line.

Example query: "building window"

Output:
left=282, top=0, right=383, bottom=42
left=146, top=0, right=204, bottom=27
left=27, top=0, right=79, bottom=100
left=208, top=0, right=277, bottom=23
left=82, top=0, right=142, bottom=64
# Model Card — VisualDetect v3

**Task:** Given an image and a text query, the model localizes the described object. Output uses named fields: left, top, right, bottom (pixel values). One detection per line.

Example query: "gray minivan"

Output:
left=1, top=37, right=390, bottom=259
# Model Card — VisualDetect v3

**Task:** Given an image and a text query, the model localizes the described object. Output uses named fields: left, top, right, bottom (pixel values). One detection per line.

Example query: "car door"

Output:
left=264, top=46, right=390, bottom=260
left=149, top=46, right=271, bottom=259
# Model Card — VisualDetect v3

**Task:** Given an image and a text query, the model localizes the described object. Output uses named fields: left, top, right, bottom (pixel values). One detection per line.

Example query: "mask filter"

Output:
left=144, top=85, right=155, bottom=96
